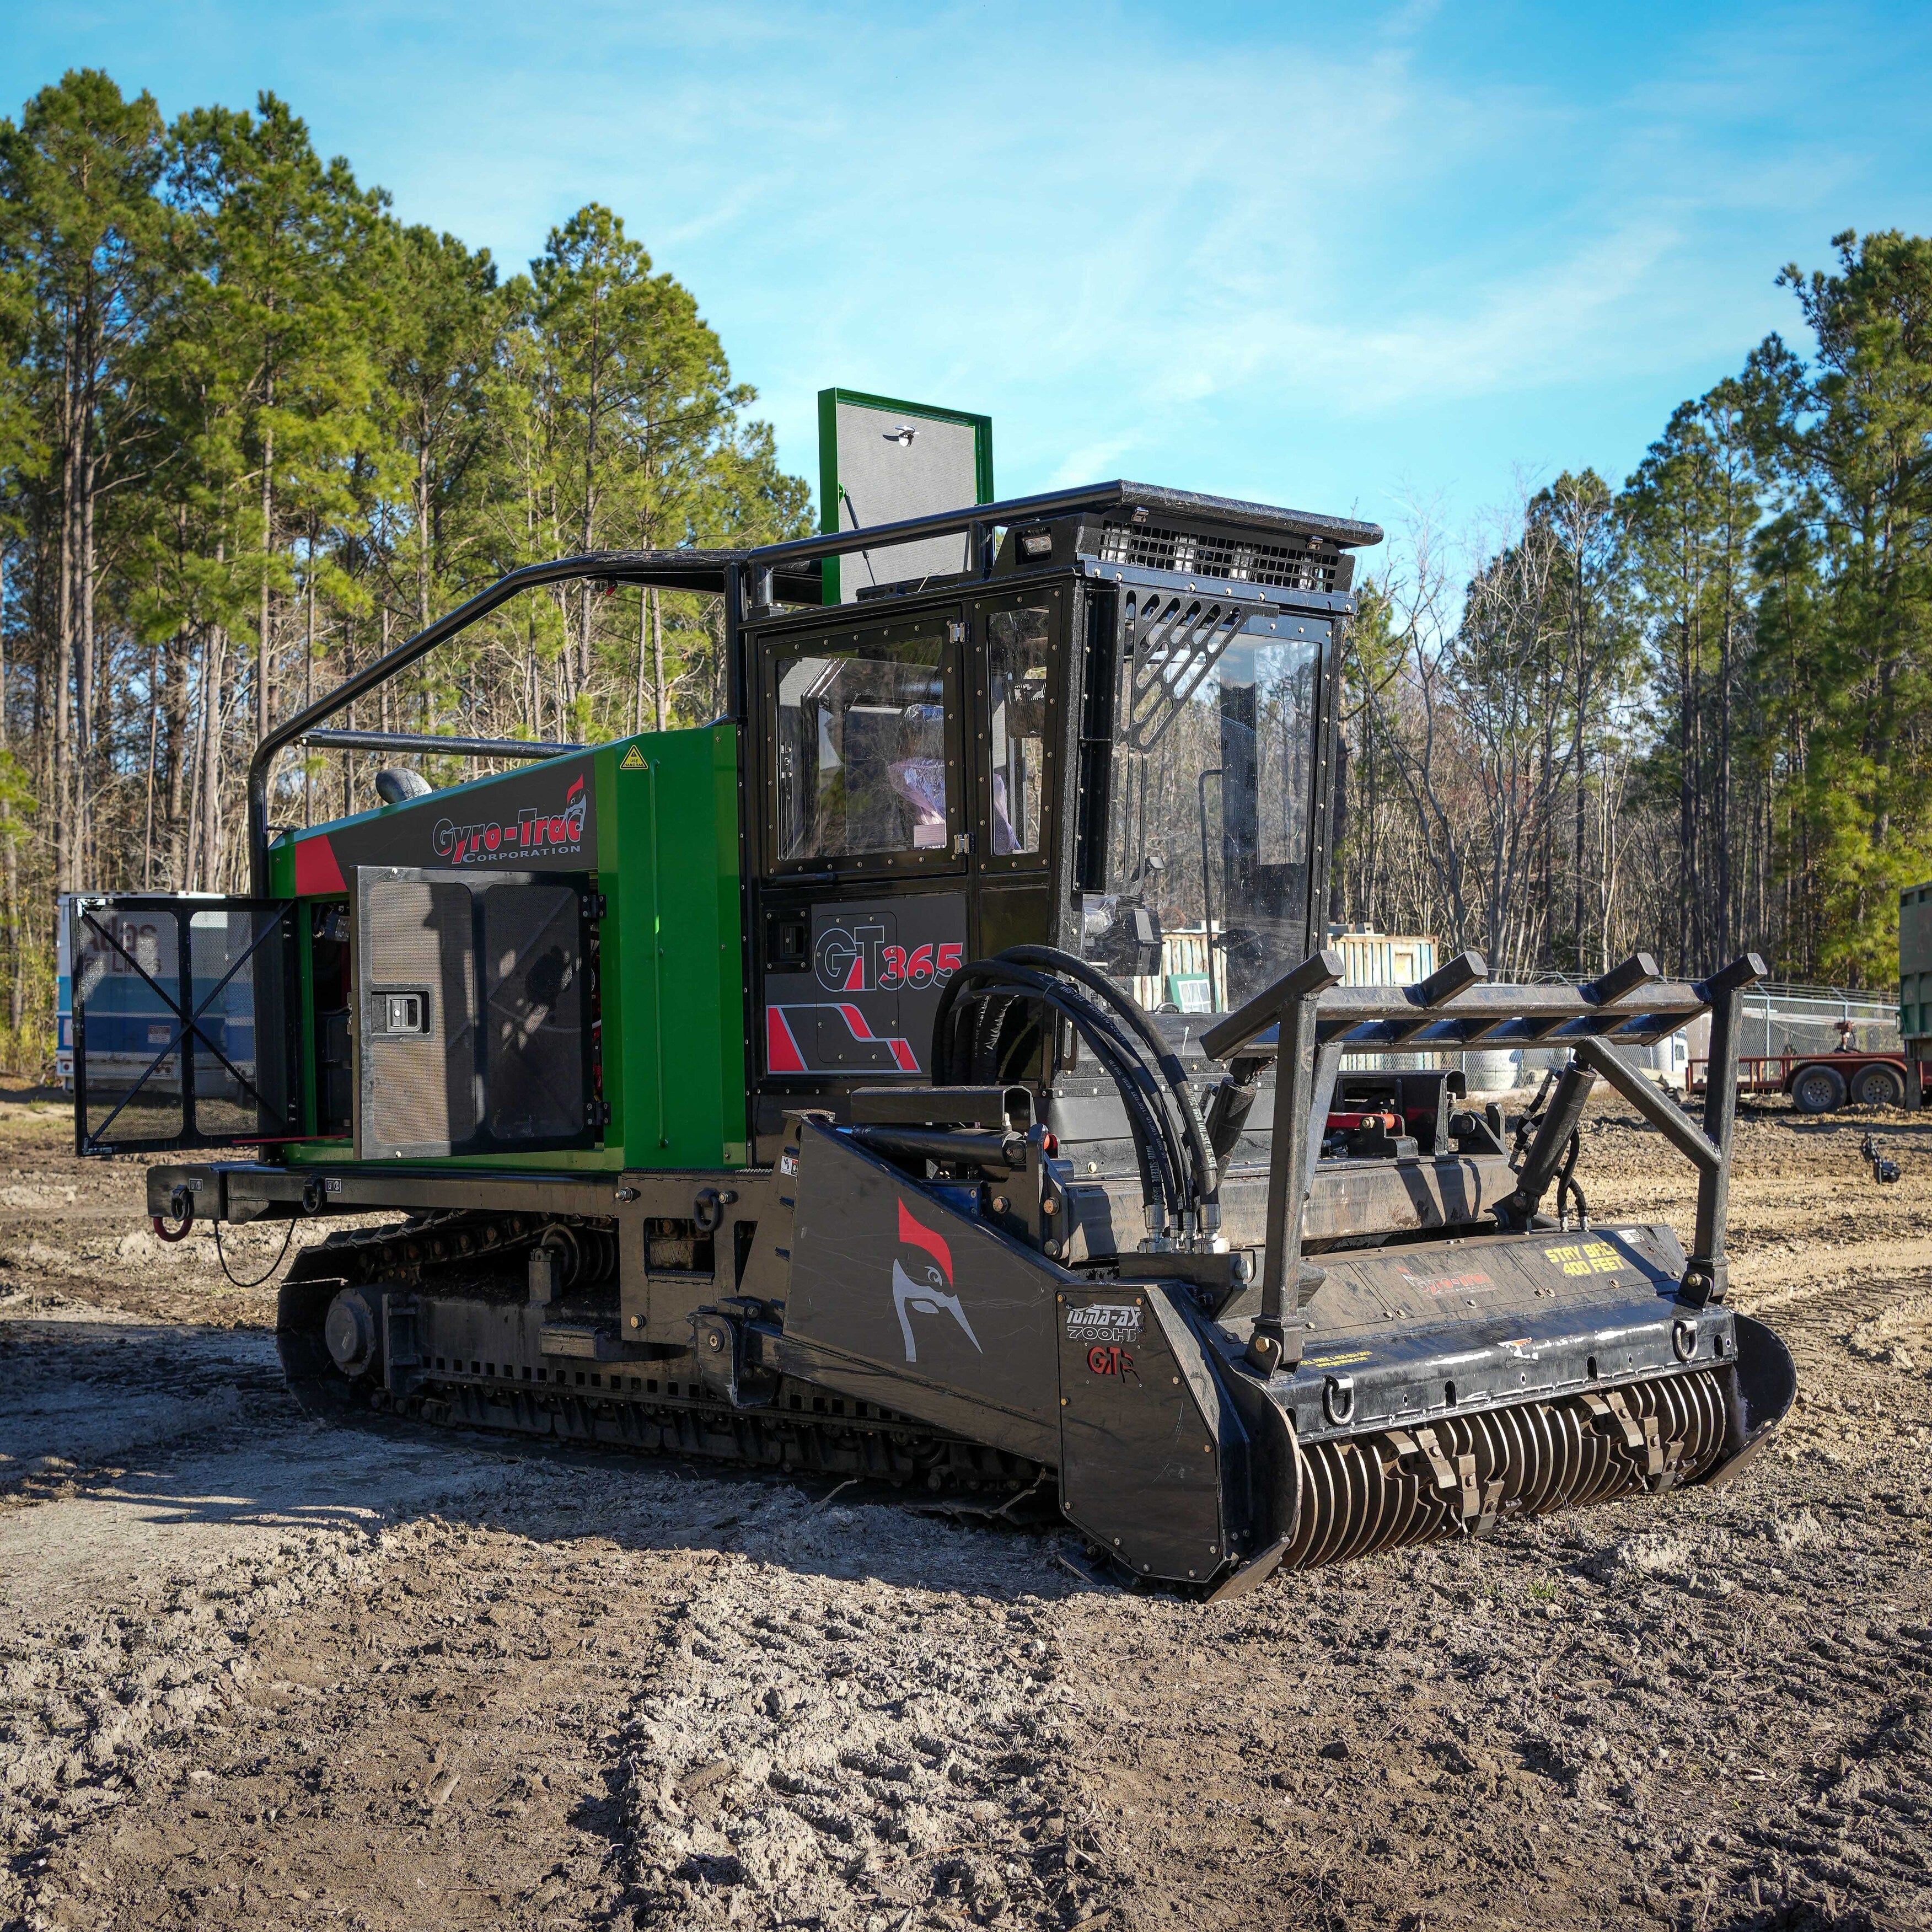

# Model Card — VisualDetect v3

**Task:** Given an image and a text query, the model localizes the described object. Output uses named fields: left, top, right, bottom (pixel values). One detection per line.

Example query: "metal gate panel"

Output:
left=71, top=897, right=297, bottom=1156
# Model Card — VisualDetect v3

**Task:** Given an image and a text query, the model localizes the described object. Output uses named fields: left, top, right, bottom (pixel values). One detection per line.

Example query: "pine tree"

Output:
left=167, top=92, right=386, bottom=857
left=1758, top=232, right=1932, bottom=981
left=0, top=71, right=166, bottom=890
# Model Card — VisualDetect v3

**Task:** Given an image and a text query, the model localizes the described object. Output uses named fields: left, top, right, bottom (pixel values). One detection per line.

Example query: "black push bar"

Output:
left=1212, top=948, right=1767, bottom=1377
left=1202, top=948, right=1731, bottom=1057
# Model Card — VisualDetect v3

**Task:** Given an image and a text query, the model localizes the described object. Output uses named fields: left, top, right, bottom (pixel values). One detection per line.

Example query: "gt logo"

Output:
left=815, top=923, right=884, bottom=992
left=1087, top=1345, right=1134, bottom=1377
left=815, top=925, right=965, bottom=992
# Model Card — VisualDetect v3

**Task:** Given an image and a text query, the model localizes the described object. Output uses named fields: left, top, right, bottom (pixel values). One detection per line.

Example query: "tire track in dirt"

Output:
left=4, top=1099, right=1932, bottom=1928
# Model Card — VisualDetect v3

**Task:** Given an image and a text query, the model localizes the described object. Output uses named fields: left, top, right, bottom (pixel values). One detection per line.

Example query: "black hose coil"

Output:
left=932, top=946, right=1218, bottom=1236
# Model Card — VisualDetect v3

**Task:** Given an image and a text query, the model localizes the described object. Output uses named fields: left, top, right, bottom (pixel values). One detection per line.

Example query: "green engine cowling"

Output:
left=265, top=723, right=749, bottom=1172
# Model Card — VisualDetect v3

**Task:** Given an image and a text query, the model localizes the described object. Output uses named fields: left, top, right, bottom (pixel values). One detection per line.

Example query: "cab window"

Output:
left=774, top=622, right=953, bottom=863
left=987, top=607, right=1050, bottom=857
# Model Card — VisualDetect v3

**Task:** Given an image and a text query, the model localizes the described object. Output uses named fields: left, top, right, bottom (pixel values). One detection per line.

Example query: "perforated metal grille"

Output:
left=1098, top=518, right=1340, bottom=593
left=1119, top=593, right=1246, bottom=752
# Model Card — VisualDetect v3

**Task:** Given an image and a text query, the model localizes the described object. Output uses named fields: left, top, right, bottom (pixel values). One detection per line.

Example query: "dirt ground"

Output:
left=3, top=1095, right=1931, bottom=1932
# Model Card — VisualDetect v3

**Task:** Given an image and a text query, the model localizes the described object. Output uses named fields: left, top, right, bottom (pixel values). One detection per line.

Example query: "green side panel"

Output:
left=267, top=838, right=319, bottom=1140
left=600, top=722, right=749, bottom=1169
left=296, top=908, right=316, bottom=1136
left=269, top=727, right=747, bottom=1172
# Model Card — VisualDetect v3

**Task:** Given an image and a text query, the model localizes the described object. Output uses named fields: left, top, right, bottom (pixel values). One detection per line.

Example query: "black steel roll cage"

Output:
left=1200, top=945, right=1767, bottom=1375
left=245, top=481, right=1384, bottom=892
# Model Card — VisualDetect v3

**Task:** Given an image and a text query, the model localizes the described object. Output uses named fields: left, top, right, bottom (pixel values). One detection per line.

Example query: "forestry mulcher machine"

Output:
left=70, top=479, right=1794, bottom=1595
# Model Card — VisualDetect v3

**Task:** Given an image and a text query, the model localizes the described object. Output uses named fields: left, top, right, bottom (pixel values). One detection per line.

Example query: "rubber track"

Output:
left=277, top=1221, right=1033, bottom=1493
left=281, top=1216, right=1732, bottom=1565
left=1282, top=1367, right=1730, bottom=1570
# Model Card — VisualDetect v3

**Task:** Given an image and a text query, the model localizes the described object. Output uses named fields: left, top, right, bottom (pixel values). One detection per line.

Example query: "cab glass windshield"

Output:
left=1080, top=596, right=1321, bottom=1012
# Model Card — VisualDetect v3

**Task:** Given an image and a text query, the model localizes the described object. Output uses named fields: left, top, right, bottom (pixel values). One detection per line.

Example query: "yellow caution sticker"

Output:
left=1306, top=1349, right=1371, bottom=1368
left=1543, top=1239, right=1621, bottom=1277
left=619, top=745, right=649, bottom=770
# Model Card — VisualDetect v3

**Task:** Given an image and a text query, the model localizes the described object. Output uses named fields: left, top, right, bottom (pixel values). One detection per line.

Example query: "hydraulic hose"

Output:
left=940, top=965, right=1180, bottom=1227
left=935, top=960, right=1174, bottom=1153
left=1555, top=1127, right=1588, bottom=1230
left=993, top=944, right=1220, bottom=1211
left=933, top=952, right=1200, bottom=1238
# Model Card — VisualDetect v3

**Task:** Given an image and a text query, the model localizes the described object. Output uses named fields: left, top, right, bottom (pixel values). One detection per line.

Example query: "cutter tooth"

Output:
left=1285, top=1370, right=1730, bottom=1572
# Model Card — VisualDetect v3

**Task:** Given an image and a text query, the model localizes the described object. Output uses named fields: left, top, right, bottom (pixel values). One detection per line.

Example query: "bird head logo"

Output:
left=890, top=1199, right=981, bottom=1364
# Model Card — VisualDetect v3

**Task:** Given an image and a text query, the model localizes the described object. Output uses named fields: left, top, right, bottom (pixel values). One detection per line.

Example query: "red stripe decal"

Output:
left=294, top=835, right=347, bottom=896
left=766, top=1006, right=807, bottom=1074
left=889, top=1038, right=920, bottom=1072
left=843, top=952, right=866, bottom=991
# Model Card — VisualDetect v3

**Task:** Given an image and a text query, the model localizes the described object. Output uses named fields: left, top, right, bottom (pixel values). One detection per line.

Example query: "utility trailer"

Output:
left=1690, top=1048, right=1918, bottom=1112
left=69, top=480, right=1795, bottom=1595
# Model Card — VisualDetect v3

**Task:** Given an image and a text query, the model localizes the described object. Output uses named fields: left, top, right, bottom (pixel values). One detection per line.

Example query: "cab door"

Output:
left=70, top=897, right=298, bottom=1156
left=965, top=582, right=1068, bottom=959
left=751, top=605, right=972, bottom=1108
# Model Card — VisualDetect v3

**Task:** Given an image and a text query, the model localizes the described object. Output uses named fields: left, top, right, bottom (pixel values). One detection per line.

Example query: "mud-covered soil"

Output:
left=3, top=1095, right=1931, bottom=1931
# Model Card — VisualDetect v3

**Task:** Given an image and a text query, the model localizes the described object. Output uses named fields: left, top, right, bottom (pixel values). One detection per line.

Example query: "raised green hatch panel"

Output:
left=599, top=724, right=749, bottom=1168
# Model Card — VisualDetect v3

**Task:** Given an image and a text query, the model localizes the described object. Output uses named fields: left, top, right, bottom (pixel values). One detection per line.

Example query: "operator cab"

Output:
left=740, top=492, right=1373, bottom=1162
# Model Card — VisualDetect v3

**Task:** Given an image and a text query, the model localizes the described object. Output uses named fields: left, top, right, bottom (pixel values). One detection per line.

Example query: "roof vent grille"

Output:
left=1098, top=519, right=1340, bottom=594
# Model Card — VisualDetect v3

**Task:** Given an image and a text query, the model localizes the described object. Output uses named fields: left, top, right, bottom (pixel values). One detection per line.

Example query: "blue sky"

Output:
left=7, top=0, right=1931, bottom=553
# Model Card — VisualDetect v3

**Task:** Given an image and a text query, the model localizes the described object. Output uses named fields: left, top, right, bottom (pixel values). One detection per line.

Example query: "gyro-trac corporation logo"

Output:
left=433, top=775, right=587, bottom=866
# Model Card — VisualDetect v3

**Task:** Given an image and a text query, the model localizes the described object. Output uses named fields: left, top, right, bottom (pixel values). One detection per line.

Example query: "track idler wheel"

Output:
left=323, top=1287, right=381, bottom=1379
left=277, top=1276, right=368, bottom=1419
